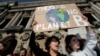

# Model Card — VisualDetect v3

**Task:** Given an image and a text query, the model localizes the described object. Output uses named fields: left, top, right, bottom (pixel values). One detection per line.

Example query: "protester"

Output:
left=19, top=48, right=27, bottom=56
left=0, top=42, right=9, bottom=56
left=30, top=31, right=66, bottom=56
left=65, top=26, right=97, bottom=56
left=0, top=42, right=6, bottom=55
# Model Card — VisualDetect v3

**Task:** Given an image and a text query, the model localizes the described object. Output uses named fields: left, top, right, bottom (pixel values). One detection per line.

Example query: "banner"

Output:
left=33, top=4, right=90, bottom=32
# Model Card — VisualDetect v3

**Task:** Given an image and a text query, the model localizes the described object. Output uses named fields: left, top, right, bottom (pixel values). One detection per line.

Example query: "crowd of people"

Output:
left=0, top=16, right=99, bottom=56
left=30, top=16, right=99, bottom=56
left=0, top=34, right=27, bottom=56
left=30, top=26, right=98, bottom=56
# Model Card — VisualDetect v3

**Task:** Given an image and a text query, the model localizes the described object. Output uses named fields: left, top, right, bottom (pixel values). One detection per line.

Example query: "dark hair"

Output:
left=65, top=35, right=78, bottom=54
left=0, top=41, right=6, bottom=46
left=45, top=36, right=60, bottom=51
left=65, top=35, right=85, bottom=54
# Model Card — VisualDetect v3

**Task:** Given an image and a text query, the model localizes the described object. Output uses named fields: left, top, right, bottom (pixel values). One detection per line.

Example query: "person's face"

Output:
left=20, top=50, right=26, bottom=56
left=0, top=43, right=4, bottom=51
left=7, top=54, right=12, bottom=56
left=49, top=39, right=59, bottom=51
left=69, top=37, right=80, bottom=51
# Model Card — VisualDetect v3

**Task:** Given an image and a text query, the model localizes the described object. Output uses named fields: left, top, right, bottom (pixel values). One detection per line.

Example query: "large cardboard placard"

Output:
left=33, top=4, right=90, bottom=32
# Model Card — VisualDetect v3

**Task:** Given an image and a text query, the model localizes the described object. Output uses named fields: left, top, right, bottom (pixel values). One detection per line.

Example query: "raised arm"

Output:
left=29, top=32, right=45, bottom=56
left=30, top=20, right=45, bottom=56
left=81, top=15, right=97, bottom=49
left=85, top=26, right=97, bottom=49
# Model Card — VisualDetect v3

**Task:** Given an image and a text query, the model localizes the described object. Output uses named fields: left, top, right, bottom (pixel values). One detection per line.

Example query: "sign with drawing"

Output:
left=33, top=4, right=90, bottom=32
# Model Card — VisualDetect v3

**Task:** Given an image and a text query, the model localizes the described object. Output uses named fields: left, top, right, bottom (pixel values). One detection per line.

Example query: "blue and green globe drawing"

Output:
left=46, top=8, right=69, bottom=23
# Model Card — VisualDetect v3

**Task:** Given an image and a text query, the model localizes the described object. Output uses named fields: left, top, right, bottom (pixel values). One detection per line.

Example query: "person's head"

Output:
left=45, top=36, right=60, bottom=52
left=0, top=42, right=6, bottom=52
left=20, top=48, right=27, bottom=56
left=7, top=54, right=12, bottom=56
left=65, top=35, right=80, bottom=53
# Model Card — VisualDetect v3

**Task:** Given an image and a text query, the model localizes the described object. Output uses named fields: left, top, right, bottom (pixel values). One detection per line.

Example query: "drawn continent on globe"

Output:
left=46, top=8, right=69, bottom=23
